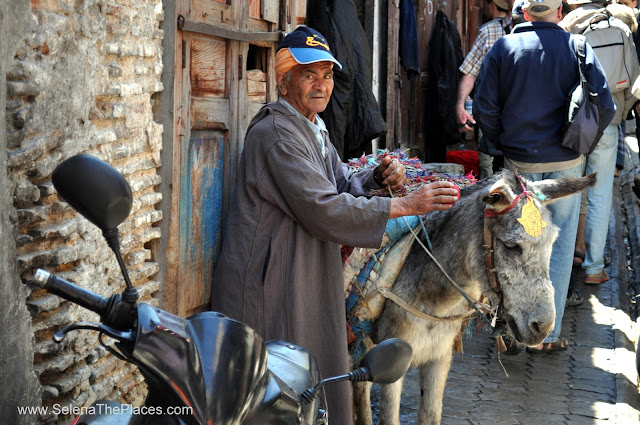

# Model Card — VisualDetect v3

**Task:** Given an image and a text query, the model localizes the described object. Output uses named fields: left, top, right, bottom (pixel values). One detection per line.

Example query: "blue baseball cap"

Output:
left=277, top=26, right=343, bottom=70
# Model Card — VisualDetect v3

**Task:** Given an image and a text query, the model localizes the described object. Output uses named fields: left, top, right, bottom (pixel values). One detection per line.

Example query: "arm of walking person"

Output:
left=456, top=74, right=477, bottom=131
left=473, top=48, right=502, bottom=144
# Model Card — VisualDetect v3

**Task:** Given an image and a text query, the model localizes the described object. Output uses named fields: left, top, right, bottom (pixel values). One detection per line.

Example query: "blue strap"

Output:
left=419, top=216, right=433, bottom=252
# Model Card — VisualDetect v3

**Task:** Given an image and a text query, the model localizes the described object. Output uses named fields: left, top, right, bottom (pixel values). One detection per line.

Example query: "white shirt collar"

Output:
left=279, top=98, right=328, bottom=157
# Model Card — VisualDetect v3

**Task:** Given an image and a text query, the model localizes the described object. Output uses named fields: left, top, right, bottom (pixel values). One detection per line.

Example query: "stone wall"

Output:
left=1, top=0, right=42, bottom=424
left=5, top=0, right=165, bottom=423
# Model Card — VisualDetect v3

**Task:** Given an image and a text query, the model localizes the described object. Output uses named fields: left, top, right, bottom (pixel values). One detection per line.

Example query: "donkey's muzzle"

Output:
left=506, top=313, right=554, bottom=346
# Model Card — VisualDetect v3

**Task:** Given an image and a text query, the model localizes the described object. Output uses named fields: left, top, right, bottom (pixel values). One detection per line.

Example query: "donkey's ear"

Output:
left=482, top=188, right=513, bottom=211
left=529, top=172, right=597, bottom=203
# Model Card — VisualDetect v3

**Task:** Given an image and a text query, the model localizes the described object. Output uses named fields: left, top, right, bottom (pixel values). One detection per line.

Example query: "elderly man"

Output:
left=210, top=26, right=459, bottom=422
left=474, top=0, right=614, bottom=353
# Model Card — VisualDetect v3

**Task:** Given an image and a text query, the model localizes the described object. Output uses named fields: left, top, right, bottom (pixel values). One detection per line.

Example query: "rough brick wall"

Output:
left=6, top=0, right=164, bottom=423
left=1, top=1, right=42, bottom=424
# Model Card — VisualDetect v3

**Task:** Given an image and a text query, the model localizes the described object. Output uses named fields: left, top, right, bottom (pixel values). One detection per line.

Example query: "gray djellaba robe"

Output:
left=211, top=101, right=391, bottom=423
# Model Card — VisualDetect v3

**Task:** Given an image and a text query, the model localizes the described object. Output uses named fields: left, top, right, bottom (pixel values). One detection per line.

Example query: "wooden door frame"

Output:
left=154, top=0, right=295, bottom=316
left=155, top=0, right=181, bottom=314
left=385, top=0, right=400, bottom=150
left=155, top=0, right=240, bottom=316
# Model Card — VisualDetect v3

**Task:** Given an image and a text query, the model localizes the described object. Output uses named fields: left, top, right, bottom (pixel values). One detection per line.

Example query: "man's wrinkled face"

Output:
left=277, top=61, right=334, bottom=122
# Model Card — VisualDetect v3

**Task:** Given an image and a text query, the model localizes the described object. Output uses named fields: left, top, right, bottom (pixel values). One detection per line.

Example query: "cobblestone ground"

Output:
left=369, top=166, right=640, bottom=425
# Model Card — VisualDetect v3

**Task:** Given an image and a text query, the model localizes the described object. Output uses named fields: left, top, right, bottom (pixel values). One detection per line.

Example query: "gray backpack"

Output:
left=582, top=12, right=633, bottom=93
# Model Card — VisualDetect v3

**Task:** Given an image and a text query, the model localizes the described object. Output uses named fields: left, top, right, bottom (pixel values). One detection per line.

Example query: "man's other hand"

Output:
left=375, top=156, right=406, bottom=190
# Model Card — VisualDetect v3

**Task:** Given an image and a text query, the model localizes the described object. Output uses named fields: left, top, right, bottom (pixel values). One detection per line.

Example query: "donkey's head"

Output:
left=480, top=170, right=596, bottom=346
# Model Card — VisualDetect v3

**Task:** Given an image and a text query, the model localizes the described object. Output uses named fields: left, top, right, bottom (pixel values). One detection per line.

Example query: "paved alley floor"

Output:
left=370, top=158, right=640, bottom=424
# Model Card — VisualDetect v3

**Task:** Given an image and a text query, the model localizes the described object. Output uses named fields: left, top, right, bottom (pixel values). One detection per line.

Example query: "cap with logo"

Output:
left=276, top=26, right=343, bottom=70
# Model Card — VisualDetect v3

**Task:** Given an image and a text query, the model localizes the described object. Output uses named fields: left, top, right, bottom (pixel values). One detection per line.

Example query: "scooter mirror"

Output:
left=299, top=338, right=413, bottom=405
left=52, top=154, right=133, bottom=232
left=360, top=338, right=413, bottom=384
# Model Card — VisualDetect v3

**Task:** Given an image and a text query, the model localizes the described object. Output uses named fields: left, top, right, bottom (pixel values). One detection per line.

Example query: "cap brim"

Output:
left=289, top=48, right=343, bottom=70
left=494, top=0, right=509, bottom=10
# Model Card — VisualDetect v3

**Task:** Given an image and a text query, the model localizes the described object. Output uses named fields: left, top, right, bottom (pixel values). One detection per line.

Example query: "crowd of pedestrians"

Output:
left=460, top=0, right=640, bottom=353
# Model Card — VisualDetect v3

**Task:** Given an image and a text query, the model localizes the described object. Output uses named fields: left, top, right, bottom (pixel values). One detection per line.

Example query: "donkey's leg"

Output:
left=417, top=354, right=452, bottom=425
left=353, top=381, right=373, bottom=425
left=378, top=376, right=404, bottom=425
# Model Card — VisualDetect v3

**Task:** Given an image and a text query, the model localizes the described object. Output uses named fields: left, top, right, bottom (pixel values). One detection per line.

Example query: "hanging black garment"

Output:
left=400, top=0, right=420, bottom=77
left=424, top=10, right=464, bottom=162
left=307, top=0, right=387, bottom=160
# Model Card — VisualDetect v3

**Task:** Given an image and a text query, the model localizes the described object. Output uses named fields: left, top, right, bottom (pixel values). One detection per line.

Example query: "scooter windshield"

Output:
left=187, top=311, right=269, bottom=423
left=132, top=305, right=268, bottom=424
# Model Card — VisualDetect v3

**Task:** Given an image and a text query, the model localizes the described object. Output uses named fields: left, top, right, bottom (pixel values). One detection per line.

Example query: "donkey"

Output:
left=353, top=170, right=596, bottom=425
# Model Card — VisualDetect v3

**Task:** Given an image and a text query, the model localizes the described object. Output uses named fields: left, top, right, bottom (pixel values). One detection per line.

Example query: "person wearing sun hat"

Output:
left=474, top=0, right=614, bottom=354
left=274, top=26, right=343, bottom=74
left=210, top=26, right=460, bottom=423
left=561, top=0, right=640, bottom=291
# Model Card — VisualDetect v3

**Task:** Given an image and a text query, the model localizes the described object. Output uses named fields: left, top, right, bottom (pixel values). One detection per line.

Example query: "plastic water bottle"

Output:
left=465, top=96, right=473, bottom=116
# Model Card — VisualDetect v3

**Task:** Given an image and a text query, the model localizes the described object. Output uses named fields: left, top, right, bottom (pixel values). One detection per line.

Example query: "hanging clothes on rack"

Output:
left=424, top=10, right=464, bottom=162
left=307, top=0, right=387, bottom=160
left=400, top=0, right=420, bottom=78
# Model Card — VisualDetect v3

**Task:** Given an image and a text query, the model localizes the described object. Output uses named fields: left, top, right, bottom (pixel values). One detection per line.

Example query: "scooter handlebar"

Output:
left=32, top=269, right=110, bottom=317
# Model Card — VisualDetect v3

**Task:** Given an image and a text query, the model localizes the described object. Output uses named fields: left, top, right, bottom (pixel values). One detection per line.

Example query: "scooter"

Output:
left=28, top=154, right=413, bottom=424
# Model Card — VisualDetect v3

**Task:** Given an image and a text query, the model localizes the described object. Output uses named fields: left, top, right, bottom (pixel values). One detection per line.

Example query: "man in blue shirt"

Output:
left=474, top=0, right=614, bottom=353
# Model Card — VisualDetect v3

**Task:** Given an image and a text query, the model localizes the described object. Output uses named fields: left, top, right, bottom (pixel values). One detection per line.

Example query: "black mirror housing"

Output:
left=360, top=338, right=413, bottom=384
left=52, top=154, right=133, bottom=231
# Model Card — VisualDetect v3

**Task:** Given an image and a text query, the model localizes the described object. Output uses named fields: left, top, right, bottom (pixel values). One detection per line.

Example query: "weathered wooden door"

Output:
left=159, top=0, right=305, bottom=317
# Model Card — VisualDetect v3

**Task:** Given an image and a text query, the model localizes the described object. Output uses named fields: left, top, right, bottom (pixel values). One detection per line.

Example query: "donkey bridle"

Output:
left=383, top=185, right=511, bottom=329
left=482, top=220, right=501, bottom=295
left=482, top=193, right=527, bottom=331
left=483, top=218, right=506, bottom=330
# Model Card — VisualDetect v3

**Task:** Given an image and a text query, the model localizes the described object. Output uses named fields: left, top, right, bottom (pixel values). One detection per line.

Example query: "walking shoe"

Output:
left=584, top=269, right=609, bottom=285
left=526, top=337, right=569, bottom=354
left=566, top=289, right=584, bottom=307
left=568, top=260, right=584, bottom=306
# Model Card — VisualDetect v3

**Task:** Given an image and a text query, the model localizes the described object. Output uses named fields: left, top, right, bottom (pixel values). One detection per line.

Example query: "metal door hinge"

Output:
left=182, top=40, right=186, bottom=69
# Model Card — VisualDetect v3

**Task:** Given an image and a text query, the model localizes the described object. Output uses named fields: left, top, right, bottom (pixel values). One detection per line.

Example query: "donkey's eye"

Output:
left=502, top=240, right=521, bottom=251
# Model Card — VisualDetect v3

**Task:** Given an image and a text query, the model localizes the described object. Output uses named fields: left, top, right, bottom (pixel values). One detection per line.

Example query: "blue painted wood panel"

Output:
left=179, top=131, right=224, bottom=314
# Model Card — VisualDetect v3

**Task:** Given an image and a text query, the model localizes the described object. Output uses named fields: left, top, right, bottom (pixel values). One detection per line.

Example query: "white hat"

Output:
left=523, top=0, right=563, bottom=16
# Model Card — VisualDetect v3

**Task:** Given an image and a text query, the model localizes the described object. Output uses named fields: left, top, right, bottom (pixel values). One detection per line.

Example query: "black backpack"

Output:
left=561, top=35, right=608, bottom=155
